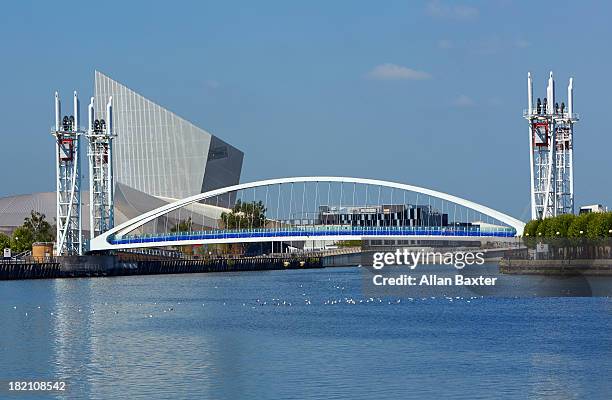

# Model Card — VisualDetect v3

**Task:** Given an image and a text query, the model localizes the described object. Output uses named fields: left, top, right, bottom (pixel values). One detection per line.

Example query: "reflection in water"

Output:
left=0, top=266, right=610, bottom=399
left=52, top=278, right=95, bottom=399
left=528, top=353, right=574, bottom=399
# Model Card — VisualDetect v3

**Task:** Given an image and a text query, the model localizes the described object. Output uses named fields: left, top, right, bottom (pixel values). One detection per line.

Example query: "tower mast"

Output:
left=86, top=96, right=116, bottom=242
left=525, top=71, right=578, bottom=220
left=52, top=91, right=83, bottom=255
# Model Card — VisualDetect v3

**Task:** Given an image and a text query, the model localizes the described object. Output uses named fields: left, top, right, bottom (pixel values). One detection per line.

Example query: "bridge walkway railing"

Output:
left=109, top=225, right=516, bottom=245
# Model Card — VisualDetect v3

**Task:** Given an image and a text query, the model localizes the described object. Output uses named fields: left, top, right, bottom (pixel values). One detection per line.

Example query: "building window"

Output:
left=209, top=146, right=228, bottom=160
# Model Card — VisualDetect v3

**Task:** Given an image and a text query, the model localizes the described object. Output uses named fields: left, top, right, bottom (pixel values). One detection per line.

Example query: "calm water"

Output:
left=0, top=265, right=610, bottom=399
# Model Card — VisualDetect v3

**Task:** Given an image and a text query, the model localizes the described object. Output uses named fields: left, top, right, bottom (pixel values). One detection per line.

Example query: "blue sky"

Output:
left=1, top=0, right=611, bottom=219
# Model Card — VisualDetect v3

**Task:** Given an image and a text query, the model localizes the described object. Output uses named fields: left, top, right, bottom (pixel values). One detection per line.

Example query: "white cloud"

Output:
left=426, top=1, right=479, bottom=20
left=366, top=64, right=432, bottom=81
left=453, top=95, right=474, bottom=107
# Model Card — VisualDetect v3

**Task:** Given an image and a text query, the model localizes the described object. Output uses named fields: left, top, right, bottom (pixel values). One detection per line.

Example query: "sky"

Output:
left=1, top=0, right=611, bottom=220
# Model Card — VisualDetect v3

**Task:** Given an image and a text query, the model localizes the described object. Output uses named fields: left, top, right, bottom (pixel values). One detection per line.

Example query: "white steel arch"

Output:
left=89, top=177, right=525, bottom=250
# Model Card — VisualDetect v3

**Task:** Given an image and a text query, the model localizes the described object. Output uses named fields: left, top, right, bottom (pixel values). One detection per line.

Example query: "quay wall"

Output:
left=0, top=256, right=322, bottom=280
left=499, top=259, right=612, bottom=275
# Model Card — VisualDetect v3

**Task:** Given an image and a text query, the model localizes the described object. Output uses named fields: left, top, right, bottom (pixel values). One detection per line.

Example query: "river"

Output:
left=0, top=265, right=610, bottom=399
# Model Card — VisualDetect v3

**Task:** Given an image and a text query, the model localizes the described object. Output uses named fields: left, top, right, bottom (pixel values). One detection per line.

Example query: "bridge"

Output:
left=89, top=177, right=525, bottom=251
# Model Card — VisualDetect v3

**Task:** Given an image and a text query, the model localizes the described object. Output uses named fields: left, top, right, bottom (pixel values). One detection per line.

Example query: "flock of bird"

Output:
left=6, top=286, right=483, bottom=320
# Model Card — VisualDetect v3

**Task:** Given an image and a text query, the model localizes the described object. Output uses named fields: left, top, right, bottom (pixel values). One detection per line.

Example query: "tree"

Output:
left=522, top=212, right=612, bottom=259
left=604, top=213, right=612, bottom=237
left=567, top=213, right=596, bottom=238
left=221, top=200, right=267, bottom=230
left=522, top=219, right=540, bottom=248
left=535, top=218, right=551, bottom=238
left=220, top=200, right=268, bottom=255
left=523, top=219, right=540, bottom=237
left=586, top=212, right=612, bottom=239
left=9, top=211, right=54, bottom=253
left=23, top=211, right=54, bottom=243
left=169, top=218, right=194, bottom=255
left=0, top=232, right=10, bottom=251
left=544, top=213, right=575, bottom=237
left=337, top=240, right=362, bottom=248
left=525, top=212, right=612, bottom=239
left=11, top=226, right=34, bottom=253
left=171, top=218, right=193, bottom=233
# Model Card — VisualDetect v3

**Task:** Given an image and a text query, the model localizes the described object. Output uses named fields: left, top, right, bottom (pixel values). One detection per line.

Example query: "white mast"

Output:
left=568, top=77, right=573, bottom=116
left=106, top=96, right=115, bottom=230
left=527, top=72, right=533, bottom=115
left=527, top=73, right=536, bottom=220
left=568, top=78, right=575, bottom=214
left=525, top=71, right=577, bottom=221
left=86, top=94, right=116, bottom=244
left=54, top=92, right=61, bottom=132
left=88, top=97, right=95, bottom=238
left=546, top=71, right=554, bottom=114
left=52, top=91, right=83, bottom=255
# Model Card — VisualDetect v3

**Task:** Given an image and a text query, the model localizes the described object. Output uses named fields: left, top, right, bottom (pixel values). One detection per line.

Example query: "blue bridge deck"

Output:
left=110, top=226, right=516, bottom=245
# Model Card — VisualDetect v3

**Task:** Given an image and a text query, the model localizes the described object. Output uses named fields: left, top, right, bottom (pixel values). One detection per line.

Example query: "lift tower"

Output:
left=52, top=91, right=83, bottom=255
left=86, top=96, right=115, bottom=240
left=525, top=72, right=578, bottom=220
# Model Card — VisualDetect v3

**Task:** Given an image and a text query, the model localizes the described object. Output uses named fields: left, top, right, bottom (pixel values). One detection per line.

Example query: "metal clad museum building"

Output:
left=0, top=71, right=244, bottom=235
left=94, top=71, right=243, bottom=200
